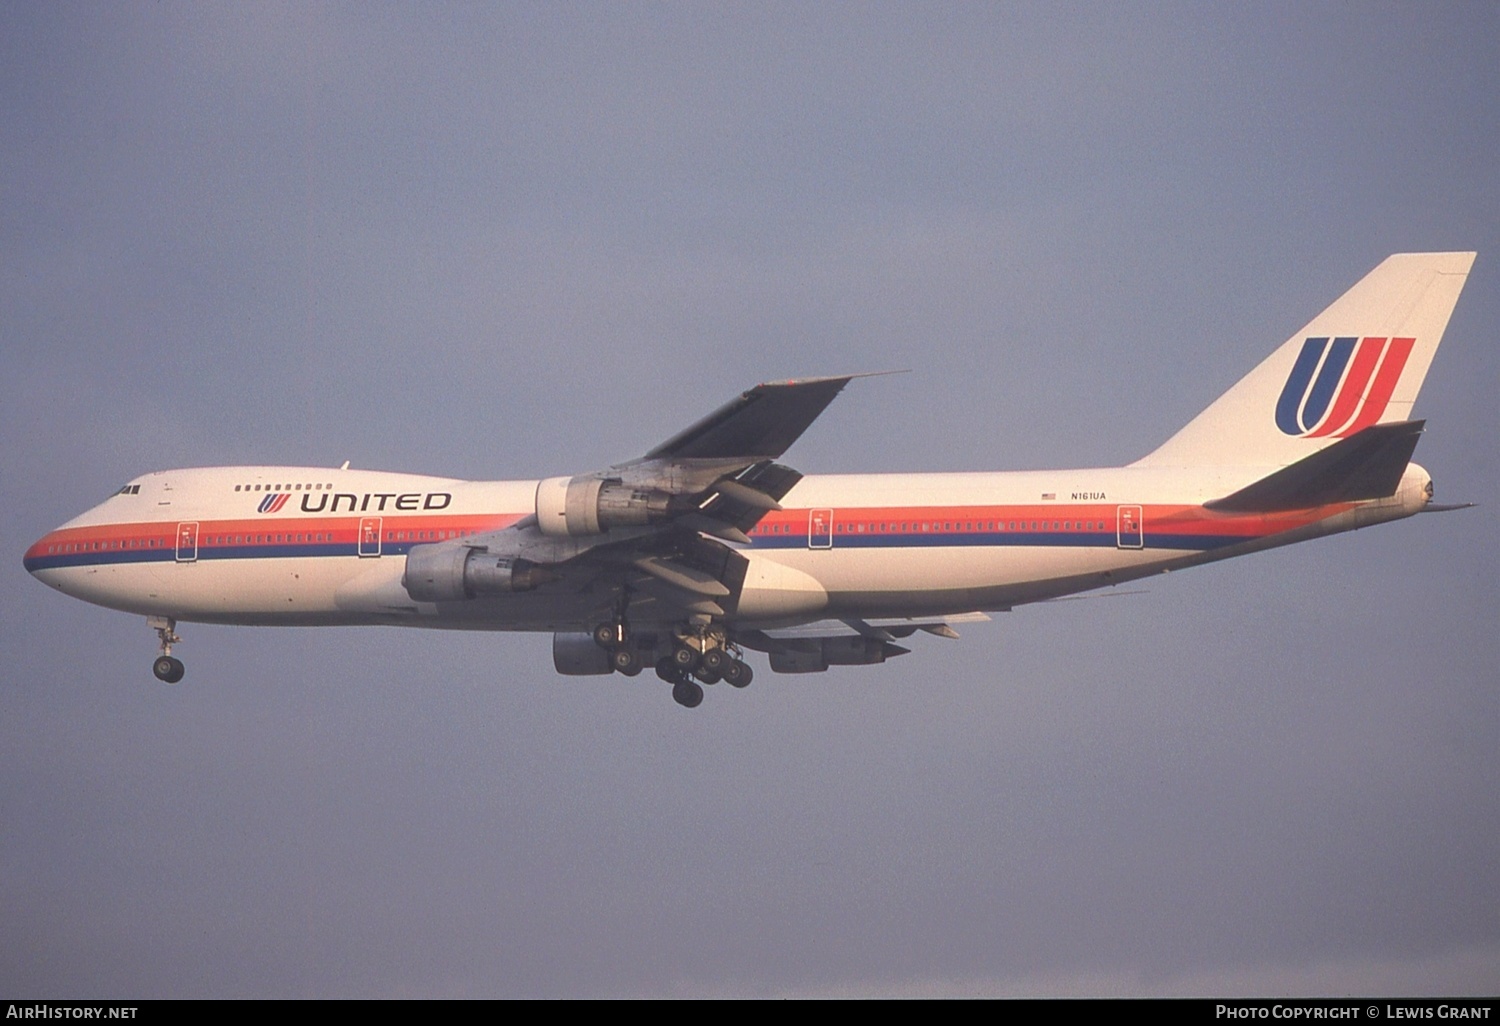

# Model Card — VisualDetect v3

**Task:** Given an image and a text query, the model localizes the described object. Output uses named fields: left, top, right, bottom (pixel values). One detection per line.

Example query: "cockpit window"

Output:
left=113, top=484, right=141, bottom=496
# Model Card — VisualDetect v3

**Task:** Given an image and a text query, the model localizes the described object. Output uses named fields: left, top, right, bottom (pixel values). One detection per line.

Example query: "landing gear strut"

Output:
left=592, top=620, right=625, bottom=649
left=149, top=616, right=184, bottom=684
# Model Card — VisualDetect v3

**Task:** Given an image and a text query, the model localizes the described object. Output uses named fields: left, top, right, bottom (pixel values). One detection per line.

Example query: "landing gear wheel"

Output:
left=671, top=645, right=700, bottom=673
left=655, top=658, right=680, bottom=684
left=701, top=648, right=727, bottom=674
left=694, top=667, right=721, bottom=686
left=611, top=648, right=641, bottom=676
left=672, top=679, right=704, bottom=708
left=593, top=622, right=623, bottom=649
left=722, top=659, right=752, bottom=688
left=153, top=655, right=185, bottom=684
left=148, top=616, right=182, bottom=682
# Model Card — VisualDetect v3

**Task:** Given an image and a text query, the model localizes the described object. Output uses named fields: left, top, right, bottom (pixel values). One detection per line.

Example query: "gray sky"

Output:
left=3, top=2, right=1497, bottom=998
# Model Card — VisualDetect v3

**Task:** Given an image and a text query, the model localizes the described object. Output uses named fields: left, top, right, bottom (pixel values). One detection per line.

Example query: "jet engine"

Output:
left=552, top=632, right=612, bottom=675
left=402, top=544, right=552, bottom=603
left=767, top=636, right=908, bottom=673
left=534, top=475, right=672, bottom=537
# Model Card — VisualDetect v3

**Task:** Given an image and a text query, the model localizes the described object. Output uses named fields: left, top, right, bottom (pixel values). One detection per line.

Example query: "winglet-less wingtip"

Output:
left=644, top=372, right=902, bottom=461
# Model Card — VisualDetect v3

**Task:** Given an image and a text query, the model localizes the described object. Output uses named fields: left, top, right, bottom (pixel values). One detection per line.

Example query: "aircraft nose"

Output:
left=23, top=527, right=65, bottom=581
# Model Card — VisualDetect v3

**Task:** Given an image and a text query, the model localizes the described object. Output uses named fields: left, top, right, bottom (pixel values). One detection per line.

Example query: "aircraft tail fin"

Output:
left=1133, top=252, right=1475, bottom=468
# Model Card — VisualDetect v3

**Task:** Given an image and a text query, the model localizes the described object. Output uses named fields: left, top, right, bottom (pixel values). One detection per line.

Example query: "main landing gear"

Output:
left=149, top=615, right=184, bottom=684
left=592, top=619, right=643, bottom=676
left=658, top=661, right=705, bottom=709
left=592, top=618, right=754, bottom=708
left=654, top=636, right=754, bottom=709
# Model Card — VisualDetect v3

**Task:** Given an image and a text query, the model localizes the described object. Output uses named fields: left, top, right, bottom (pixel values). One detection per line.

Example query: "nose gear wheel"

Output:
left=148, top=616, right=185, bottom=684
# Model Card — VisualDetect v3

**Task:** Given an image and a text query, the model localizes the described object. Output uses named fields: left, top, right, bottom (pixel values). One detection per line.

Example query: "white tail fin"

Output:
left=1133, top=252, right=1476, bottom=468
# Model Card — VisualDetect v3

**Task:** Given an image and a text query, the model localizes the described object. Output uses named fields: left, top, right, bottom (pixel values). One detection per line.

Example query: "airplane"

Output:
left=23, top=252, right=1476, bottom=708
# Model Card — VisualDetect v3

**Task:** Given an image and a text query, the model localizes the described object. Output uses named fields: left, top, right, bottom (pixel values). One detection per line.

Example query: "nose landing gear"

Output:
left=153, top=655, right=185, bottom=684
left=148, top=615, right=184, bottom=684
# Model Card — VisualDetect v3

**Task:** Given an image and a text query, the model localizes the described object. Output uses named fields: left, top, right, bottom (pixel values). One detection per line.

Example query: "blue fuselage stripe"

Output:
left=24, top=531, right=1252, bottom=574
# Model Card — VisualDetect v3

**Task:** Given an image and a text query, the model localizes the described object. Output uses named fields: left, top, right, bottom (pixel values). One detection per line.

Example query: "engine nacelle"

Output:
left=535, top=475, right=672, bottom=537
left=402, top=544, right=550, bottom=602
left=552, top=632, right=612, bottom=675
left=768, top=636, right=903, bottom=674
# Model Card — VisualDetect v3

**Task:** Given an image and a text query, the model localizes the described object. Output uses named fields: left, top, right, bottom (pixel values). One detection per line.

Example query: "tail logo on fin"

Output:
left=1274, top=336, right=1415, bottom=438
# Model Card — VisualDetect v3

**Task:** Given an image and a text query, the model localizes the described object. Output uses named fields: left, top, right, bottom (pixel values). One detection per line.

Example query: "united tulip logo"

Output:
left=1274, top=336, right=1414, bottom=437
left=257, top=493, right=290, bottom=513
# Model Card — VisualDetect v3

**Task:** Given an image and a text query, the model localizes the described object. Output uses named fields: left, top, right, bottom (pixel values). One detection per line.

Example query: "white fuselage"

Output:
left=24, top=461, right=1432, bottom=633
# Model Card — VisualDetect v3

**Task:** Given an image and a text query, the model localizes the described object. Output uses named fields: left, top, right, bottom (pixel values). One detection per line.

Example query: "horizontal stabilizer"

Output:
left=1037, top=589, right=1149, bottom=603
left=1206, top=420, right=1423, bottom=513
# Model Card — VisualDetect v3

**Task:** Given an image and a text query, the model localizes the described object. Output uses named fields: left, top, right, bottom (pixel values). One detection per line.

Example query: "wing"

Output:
left=641, top=375, right=859, bottom=460
left=403, top=376, right=860, bottom=622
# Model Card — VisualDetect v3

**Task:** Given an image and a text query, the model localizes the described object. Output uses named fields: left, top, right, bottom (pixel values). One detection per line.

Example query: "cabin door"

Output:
left=1116, top=505, right=1143, bottom=549
left=359, top=517, right=383, bottom=557
left=808, top=509, right=833, bottom=549
left=175, top=522, right=199, bottom=562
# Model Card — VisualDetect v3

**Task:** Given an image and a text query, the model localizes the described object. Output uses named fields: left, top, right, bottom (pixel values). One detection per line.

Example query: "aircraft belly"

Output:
left=765, top=544, right=1144, bottom=593
left=38, top=538, right=1205, bottom=631
left=40, top=557, right=374, bottom=624
left=735, top=555, right=828, bottom=620
left=746, top=544, right=1172, bottom=618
